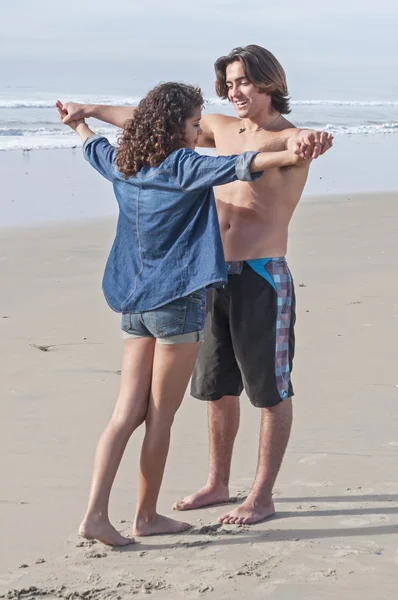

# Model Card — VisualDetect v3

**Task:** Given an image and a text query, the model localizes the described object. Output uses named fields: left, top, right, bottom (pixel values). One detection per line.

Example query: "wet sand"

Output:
left=1, top=192, right=398, bottom=599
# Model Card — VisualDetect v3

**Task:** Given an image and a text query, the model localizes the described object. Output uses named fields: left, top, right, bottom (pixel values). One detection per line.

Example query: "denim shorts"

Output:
left=121, top=288, right=206, bottom=345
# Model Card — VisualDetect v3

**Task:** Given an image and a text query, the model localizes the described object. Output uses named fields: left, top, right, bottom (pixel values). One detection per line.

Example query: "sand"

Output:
left=1, top=192, right=398, bottom=599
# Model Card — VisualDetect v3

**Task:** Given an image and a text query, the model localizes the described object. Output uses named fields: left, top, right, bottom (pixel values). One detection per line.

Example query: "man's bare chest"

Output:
left=215, top=130, right=284, bottom=156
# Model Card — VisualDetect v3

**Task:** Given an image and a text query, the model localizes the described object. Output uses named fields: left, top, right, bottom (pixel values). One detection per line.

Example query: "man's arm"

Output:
left=283, top=127, right=333, bottom=160
left=58, top=99, right=217, bottom=141
left=56, top=100, right=135, bottom=129
left=195, top=113, right=220, bottom=148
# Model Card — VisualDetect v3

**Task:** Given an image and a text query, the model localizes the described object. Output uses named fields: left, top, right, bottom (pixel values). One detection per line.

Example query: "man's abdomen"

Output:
left=220, top=217, right=289, bottom=261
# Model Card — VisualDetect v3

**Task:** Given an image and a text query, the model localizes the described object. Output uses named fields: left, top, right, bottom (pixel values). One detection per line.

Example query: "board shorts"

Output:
left=190, top=259, right=295, bottom=407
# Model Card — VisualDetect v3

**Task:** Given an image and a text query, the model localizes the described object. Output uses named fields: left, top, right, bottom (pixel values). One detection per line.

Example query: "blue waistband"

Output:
left=245, top=258, right=275, bottom=290
left=225, top=257, right=286, bottom=291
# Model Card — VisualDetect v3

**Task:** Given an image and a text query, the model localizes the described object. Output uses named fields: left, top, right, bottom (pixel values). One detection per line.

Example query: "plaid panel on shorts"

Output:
left=265, top=258, right=293, bottom=400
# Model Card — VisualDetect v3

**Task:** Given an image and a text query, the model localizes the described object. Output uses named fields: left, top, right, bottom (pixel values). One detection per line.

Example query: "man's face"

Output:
left=225, top=61, right=269, bottom=118
left=184, top=105, right=203, bottom=149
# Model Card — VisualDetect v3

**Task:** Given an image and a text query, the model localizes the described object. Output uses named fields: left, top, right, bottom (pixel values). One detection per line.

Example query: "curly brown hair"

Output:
left=214, top=45, right=291, bottom=114
left=116, top=82, right=203, bottom=178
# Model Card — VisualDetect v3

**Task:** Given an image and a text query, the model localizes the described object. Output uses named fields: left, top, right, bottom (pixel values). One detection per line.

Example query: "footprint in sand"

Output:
left=291, top=480, right=333, bottom=488
left=339, top=517, right=371, bottom=527
left=333, top=545, right=360, bottom=558
left=338, top=514, right=389, bottom=527
left=299, top=454, right=329, bottom=465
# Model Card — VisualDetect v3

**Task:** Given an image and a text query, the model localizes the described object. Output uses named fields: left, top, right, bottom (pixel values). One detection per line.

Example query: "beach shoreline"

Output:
left=1, top=135, right=398, bottom=229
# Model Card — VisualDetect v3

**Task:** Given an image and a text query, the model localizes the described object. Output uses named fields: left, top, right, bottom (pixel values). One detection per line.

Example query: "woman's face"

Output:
left=184, top=105, right=203, bottom=149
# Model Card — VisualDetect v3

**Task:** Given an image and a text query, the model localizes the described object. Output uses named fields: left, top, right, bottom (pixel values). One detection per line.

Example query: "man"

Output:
left=61, top=44, right=332, bottom=526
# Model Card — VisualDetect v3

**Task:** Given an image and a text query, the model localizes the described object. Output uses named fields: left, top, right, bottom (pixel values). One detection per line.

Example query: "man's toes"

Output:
left=174, top=499, right=191, bottom=511
left=219, top=515, right=230, bottom=523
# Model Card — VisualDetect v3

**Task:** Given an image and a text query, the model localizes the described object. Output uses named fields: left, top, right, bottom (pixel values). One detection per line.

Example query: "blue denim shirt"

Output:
left=83, top=135, right=261, bottom=313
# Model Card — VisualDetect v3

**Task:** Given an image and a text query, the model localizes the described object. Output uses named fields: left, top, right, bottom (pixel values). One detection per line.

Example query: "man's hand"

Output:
left=55, top=101, right=134, bottom=129
left=56, top=100, right=94, bottom=142
left=295, top=130, right=334, bottom=159
left=56, top=100, right=85, bottom=130
left=56, top=99, right=87, bottom=125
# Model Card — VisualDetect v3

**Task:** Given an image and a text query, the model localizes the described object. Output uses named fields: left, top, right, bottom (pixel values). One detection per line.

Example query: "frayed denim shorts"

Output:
left=121, top=288, right=206, bottom=345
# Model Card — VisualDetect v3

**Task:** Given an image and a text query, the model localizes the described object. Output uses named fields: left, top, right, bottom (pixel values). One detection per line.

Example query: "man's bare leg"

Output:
left=219, top=397, right=293, bottom=525
left=79, top=338, right=155, bottom=546
left=173, top=395, right=240, bottom=511
left=133, top=341, right=201, bottom=536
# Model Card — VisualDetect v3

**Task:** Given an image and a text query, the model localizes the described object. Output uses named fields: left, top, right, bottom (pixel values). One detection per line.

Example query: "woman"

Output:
left=57, top=82, right=304, bottom=546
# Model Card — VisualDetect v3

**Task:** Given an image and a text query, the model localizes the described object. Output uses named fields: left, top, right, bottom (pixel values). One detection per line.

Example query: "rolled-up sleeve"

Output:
left=172, top=148, right=263, bottom=191
left=235, top=151, right=263, bottom=182
left=83, top=135, right=117, bottom=182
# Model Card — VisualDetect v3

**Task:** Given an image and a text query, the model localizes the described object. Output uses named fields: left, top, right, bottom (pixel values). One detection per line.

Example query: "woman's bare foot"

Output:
left=79, top=518, right=134, bottom=546
left=218, top=497, right=275, bottom=525
left=172, top=484, right=229, bottom=511
left=133, top=514, right=191, bottom=537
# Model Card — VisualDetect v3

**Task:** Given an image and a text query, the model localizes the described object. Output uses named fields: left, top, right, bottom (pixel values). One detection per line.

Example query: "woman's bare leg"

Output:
left=133, top=341, right=201, bottom=536
left=79, top=337, right=155, bottom=546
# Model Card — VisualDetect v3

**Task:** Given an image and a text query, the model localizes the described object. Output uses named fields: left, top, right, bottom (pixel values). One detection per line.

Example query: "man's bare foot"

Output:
left=172, top=484, right=229, bottom=511
left=133, top=514, right=191, bottom=537
left=79, top=518, right=134, bottom=546
left=218, top=498, right=275, bottom=525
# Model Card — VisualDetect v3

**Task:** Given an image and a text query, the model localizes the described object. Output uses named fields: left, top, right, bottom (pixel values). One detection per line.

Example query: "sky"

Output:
left=1, top=0, right=398, bottom=99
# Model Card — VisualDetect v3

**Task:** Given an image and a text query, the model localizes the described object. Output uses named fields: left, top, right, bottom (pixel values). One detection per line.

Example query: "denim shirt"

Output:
left=83, top=135, right=261, bottom=313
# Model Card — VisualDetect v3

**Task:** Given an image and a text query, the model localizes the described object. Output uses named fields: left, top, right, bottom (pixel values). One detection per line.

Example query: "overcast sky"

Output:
left=1, top=0, right=397, bottom=98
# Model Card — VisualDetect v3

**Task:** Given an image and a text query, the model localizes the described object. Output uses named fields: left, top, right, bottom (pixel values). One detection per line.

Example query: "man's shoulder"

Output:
left=278, top=116, right=296, bottom=130
left=203, top=112, right=238, bottom=123
left=271, top=117, right=297, bottom=137
left=256, top=118, right=298, bottom=150
left=202, top=113, right=240, bottom=133
left=197, top=113, right=239, bottom=148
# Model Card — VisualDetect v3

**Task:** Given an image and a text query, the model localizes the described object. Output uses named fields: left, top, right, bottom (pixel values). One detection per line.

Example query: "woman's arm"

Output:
left=71, top=121, right=95, bottom=144
left=56, top=102, right=116, bottom=182
left=250, top=148, right=306, bottom=172
left=172, top=146, right=308, bottom=191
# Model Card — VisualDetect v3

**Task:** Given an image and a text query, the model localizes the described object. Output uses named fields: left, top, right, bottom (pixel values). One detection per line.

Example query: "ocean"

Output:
left=1, top=87, right=397, bottom=227
left=1, top=91, right=397, bottom=151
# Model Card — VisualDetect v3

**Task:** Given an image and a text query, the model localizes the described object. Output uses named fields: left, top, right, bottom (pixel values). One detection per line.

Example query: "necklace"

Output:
left=238, top=113, right=281, bottom=134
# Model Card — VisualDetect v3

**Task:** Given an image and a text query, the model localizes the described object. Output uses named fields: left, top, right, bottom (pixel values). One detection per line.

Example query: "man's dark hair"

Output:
left=215, top=44, right=291, bottom=114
